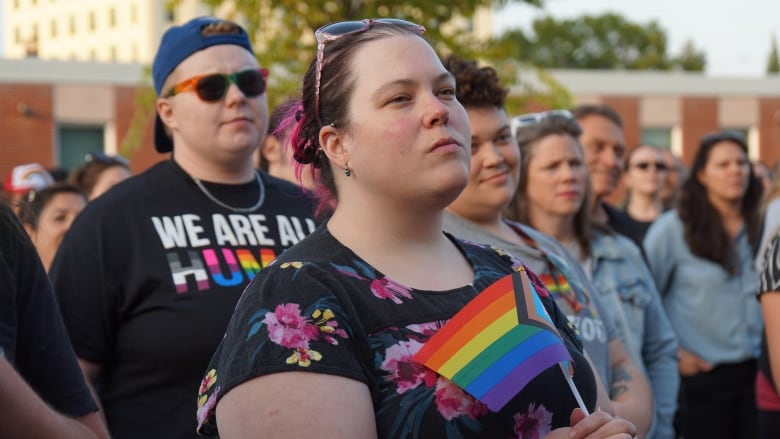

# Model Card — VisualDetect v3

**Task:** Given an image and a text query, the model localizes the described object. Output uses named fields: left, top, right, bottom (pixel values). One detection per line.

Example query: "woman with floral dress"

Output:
left=195, top=19, right=636, bottom=439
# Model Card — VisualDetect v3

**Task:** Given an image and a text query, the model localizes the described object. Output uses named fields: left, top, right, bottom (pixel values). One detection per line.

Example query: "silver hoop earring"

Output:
left=344, top=165, right=352, bottom=177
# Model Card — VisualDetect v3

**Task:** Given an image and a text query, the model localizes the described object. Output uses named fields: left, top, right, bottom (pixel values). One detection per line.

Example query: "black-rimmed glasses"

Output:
left=313, top=18, right=426, bottom=122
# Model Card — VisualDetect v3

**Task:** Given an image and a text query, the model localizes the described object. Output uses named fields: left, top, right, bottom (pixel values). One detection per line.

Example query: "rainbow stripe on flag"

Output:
left=413, top=269, right=572, bottom=412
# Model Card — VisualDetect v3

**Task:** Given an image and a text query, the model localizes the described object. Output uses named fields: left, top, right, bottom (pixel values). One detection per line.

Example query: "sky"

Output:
left=0, top=0, right=777, bottom=77
left=494, top=0, right=780, bottom=77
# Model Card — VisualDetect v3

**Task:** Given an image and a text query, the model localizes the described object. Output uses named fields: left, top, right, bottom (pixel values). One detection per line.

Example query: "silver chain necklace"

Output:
left=193, top=171, right=265, bottom=213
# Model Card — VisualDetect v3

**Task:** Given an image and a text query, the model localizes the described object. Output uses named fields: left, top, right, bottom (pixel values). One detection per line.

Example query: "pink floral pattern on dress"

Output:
left=264, top=303, right=348, bottom=367
left=332, top=261, right=413, bottom=304
left=196, top=384, right=219, bottom=431
left=512, top=403, right=553, bottom=439
left=434, top=377, right=489, bottom=421
left=381, top=339, right=437, bottom=393
left=380, top=328, right=488, bottom=422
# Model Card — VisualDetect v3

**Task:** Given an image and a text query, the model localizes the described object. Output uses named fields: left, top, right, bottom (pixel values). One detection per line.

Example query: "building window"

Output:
left=58, top=125, right=105, bottom=173
left=50, top=19, right=57, bottom=37
left=108, top=7, right=116, bottom=27
left=14, top=27, right=21, bottom=44
left=89, top=11, right=96, bottom=31
left=12, top=0, right=19, bottom=9
left=69, top=16, right=76, bottom=35
left=131, top=4, right=138, bottom=23
left=110, top=46, right=117, bottom=61
left=641, top=128, right=672, bottom=149
left=722, top=127, right=749, bottom=139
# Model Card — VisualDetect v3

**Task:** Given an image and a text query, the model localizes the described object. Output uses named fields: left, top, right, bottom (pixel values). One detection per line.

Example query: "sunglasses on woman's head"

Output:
left=313, top=18, right=426, bottom=121
left=166, top=68, right=269, bottom=102
left=510, top=109, right=573, bottom=133
left=85, top=151, right=130, bottom=166
left=701, top=130, right=746, bottom=146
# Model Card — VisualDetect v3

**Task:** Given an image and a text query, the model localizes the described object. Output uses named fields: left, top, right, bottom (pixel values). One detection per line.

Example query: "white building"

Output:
left=0, top=0, right=233, bottom=63
left=2, top=0, right=493, bottom=63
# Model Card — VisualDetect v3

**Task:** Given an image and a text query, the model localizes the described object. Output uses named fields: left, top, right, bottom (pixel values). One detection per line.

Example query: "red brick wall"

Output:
left=759, top=98, right=780, bottom=169
left=114, top=85, right=164, bottom=174
left=601, top=96, right=640, bottom=150
left=680, top=97, right=719, bottom=166
left=0, top=83, right=55, bottom=180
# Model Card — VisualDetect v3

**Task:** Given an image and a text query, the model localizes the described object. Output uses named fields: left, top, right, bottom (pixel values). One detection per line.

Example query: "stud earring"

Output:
left=344, top=164, right=352, bottom=177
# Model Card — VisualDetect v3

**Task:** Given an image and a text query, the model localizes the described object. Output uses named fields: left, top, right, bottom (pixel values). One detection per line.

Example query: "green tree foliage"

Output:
left=498, top=12, right=705, bottom=71
left=671, top=40, right=706, bottom=72
left=767, top=34, right=779, bottom=75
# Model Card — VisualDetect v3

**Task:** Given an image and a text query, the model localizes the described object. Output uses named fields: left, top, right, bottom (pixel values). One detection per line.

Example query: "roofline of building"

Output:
left=2, top=57, right=780, bottom=96
left=514, top=68, right=780, bottom=97
left=0, top=57, right=147, bottom=86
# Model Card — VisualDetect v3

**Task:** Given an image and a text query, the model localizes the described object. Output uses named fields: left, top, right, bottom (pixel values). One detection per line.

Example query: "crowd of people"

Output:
left=2, top=14, right=780, bottom=439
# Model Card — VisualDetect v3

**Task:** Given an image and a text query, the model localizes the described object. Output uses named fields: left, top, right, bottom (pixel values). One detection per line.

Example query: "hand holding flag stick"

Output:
left=413, top=268, right=588, bottom=414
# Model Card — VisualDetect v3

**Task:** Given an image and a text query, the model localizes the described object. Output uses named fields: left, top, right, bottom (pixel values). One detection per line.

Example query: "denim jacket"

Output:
left=589, top=229, right=680, bottom=439
left=644, top=210, right=762, bottom=366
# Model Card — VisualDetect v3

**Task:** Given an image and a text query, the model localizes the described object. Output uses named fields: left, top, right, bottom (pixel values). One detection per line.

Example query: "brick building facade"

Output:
left=1, top=59, right=779, bottom=184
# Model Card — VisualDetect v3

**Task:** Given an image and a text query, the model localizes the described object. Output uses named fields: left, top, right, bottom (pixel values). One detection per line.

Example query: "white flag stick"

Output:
left=559, top=362, right=589, bottom=415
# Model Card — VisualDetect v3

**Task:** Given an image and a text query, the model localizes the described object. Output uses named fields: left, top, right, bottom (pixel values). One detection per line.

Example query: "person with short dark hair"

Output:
left=49, top=16, right=316, bottom=438
left=621, top=144, right=668, bottom=242
left=571, top=104, right=646, bottom=249
left=440, top=54, right=657, bottom=438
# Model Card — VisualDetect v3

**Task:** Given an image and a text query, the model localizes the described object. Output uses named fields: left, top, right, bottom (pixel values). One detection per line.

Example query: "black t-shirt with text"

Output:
left=50, top=160, right=317, bottom=439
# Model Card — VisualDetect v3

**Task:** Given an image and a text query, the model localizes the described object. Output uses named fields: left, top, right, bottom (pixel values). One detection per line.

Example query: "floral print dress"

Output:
left=196, top=226, right=597, bottom=438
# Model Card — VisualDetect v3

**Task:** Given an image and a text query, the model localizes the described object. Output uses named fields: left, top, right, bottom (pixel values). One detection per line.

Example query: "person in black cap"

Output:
left=49, top=16, right=316, bottom=439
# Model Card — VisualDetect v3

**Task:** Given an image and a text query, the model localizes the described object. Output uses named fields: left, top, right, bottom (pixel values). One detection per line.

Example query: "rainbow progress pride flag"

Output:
left=413, top=269, right=572, bottom=412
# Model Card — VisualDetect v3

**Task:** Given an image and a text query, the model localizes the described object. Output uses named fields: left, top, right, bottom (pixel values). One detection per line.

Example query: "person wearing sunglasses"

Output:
left=621, top=144, right=669, bottom=243
left=196, top=19, right=636, bottom=439
left=68, top=151, right=132, bottom=201
left=48, top=17, right=316, bottom=439
left=643, top=131, right=764, bottom=439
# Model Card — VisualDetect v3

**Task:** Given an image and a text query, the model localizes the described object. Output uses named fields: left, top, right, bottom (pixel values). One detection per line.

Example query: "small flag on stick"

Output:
left=413, top=269, right=583, bottom=412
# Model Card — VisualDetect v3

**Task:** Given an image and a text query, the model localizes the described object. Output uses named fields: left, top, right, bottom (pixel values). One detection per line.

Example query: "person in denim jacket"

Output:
left=503, top=109, right=679, bottom=439
left=589, top=229, right=679, bottom=439
left=441, top=56, right=653, bottom=437
left=644, top=131, right=763, bottom=439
